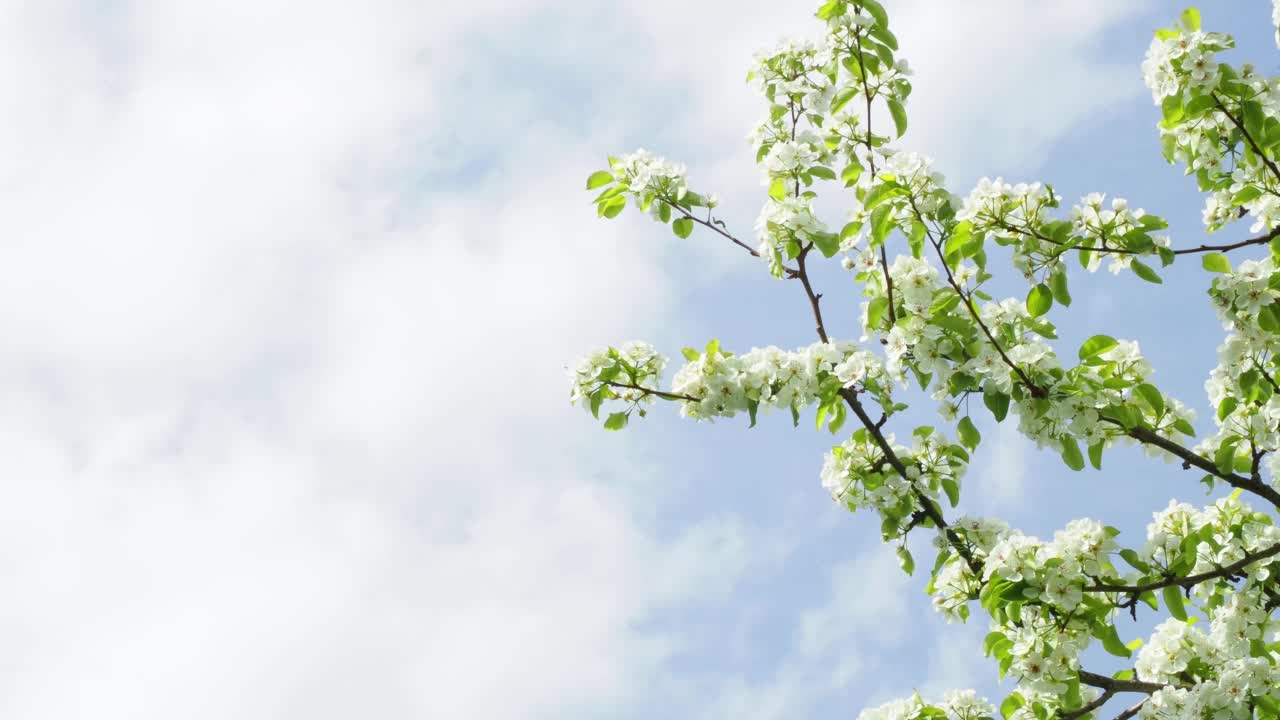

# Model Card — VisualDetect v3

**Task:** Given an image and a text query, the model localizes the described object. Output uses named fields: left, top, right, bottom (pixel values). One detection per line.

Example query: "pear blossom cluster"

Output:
left=1070, top=193, right=1172, bottom=275
left=856, top=690, right=995, bottom=720
left=1197, top=257, right=1280, bottom=486
left=820, top=425, right=967, bottom=542
left=746, top=0, right=913, bottom=276
left=671, top=339, right=883, bottom=422
left=1141, top=26, right=1231, bottom=104
left=957, top=178, right=1172, bottom=282
left=610, top=149, right=690, bottom=211
left=569, top=342, right=666, bottom=408
left=1142, top=20, right=1280, bottom=237
left=1139, top=496, right=1280, bottom=594
left=1135, top=614, right=1280, bottom=720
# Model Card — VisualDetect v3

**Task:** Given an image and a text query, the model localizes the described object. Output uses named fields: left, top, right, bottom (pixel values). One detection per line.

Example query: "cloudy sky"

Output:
left=0, top=1, right=1275, bottom=718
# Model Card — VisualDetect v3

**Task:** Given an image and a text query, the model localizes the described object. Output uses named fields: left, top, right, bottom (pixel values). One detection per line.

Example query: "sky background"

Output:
left=0, top=1, right=1276, bottom=718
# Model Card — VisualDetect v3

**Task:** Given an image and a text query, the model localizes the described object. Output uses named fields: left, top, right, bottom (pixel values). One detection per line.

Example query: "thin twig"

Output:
left=1084, top=540, right=1280, bottom=594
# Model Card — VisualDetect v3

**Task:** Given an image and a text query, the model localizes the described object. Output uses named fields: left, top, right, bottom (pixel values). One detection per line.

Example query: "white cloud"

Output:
left=0, top=0, right=1155, bottom=718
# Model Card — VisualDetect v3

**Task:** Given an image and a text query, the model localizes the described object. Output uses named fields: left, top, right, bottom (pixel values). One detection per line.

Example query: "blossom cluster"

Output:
left=671, top=339, right=883, bottom=422
left=746, top=0, right=913, bottom=275
left=1199, top=256, right=1280, bottom=488
left=1141, top=17, right=1280, bottom=237
left=856, top=690, right=995, bottom=720
left=820, top=425, right=968, bottom=542
left=1136, top=611, right=1280, bottom=720
left=958, top=178, right=1172, bottom=284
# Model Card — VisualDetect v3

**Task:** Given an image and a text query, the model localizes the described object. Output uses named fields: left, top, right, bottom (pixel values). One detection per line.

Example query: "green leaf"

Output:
left=1134, top=383, right=1165, bottom=417
left=680, top=347, right=700, bottom=361
left=1215, top=437, right=1239, bottom=475
left=831, top=87, right=858, bottom=115
left=841, top=161, right=863, bottom=186
left=982, top=631, right=1005, bottom=656
left=1119, top=548, right=1151, bottom=573
left=957, top=416, right=981, bottom=450
left=871, top=204, right=895, bottom=246
left=983, top=386, right=1010, bottom=422
left=586, top=170, right=615, bottom=190
left=1162, top=93, right=1184, bottom=125
left=860, top=0, right=889, bottom=29
left=887, top=97, right=908, bottom=137
left=604, top=412, right=629, bottom=431
left=1088, top=441, right=1104, bottom=470
left=1092, top=623, right=1132, bottom=658
left=769, top=177, right=787, bottom=201
left=601, top=196, right=626, bottom=219
left=1163, top=585, right=1188, bottom=621
left=1000, top=694, right=1024, bottom=720
left=1078, top=335, right=1118, bottom=361
left=672, top=217, right=694, bottom=239
left=1130, top=258, right=1162, bottom=284
left=808, top=166, right=836, bottom=181
left=1060, top=436, right=1085, bottom=471
left=897, top=546, right=915, bottom=575
left=1049, top=270, right=1071, bottom=307
left=812, top=231, right=841, bottom=258
left=1180, top=7, right=1200, bottom=32
left=1202, top=253, right=1231, bottom=274
left=1026, top=283, right=1053, bottom=318
left=942, top=478, right=960, bottom=507
left=863, top=182, right=902, bottom=211
left=867, top=296, right=890, bottom=330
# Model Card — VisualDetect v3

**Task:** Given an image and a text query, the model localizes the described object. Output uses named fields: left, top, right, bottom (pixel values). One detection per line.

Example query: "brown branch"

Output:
left=602, top=381, right=699, bottom=403
left=1060, top=690, right=1115, bottom=720
left=851, top=13, right=896, bottom=324
left=1078, top=670, right=1168, bottom=696
left=1171, top=227, right=1280, bottom=255
left=1215, top=94, right=1280, bottom=188
left=1113, top=422, right=1280, bottom=508
left=919, top=203, right=1049, bottom=398
left=1084, top=540, right=1280, bottom=594
left=838, top=387, right=983, bottom=574
left=996, top=218, right=1280, bottom=258
left=1112, top=700, right=1147, bottom=720
left=795, top=245, right=830, bottom=343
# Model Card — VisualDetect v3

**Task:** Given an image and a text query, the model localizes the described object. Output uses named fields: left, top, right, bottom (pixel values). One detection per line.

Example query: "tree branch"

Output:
left=603, top=381, right=699, bottom=403
left=656, top=197, right=800, bottom=277
left=1078, top=670, right=1168, bottom=695
left=1215, top=94, right=1280, bottom=189
left=796, top=245, right=831, bottom=343
left=1084, top=540, right=1280, bottom=594
left=1114, top=422, right=1280, bottom=508
left=838, top=387, right=983, bottom=574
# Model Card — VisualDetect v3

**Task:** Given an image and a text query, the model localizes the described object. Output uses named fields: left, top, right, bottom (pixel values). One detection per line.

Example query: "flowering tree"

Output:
left=571, top=3, right=1280, bottom=719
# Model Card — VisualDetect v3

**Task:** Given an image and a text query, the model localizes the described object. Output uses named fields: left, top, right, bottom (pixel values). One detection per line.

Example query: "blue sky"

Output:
left=0, top=1, right=1275, bottom=718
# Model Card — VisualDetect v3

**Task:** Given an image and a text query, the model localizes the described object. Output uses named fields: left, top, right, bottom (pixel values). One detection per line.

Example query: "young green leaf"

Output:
left=1061, top=436, right=1085, bottom=471
left=1163, top=585, right=1188, bottom=621
left=604, top=412, right=629, bottom=431
left=586, top=170, right=615, bottom=190
left=897, top=546, right=915, bottom=575
left=957, top=416, right=981, bottom=450
left=1202, top=253, right=1231, bottom=274
left=1092, top=623, right=1132, bottom=658
left=672, top=217, right=694, bottom=239
left=887, top=97, right=908, bottom=137
left=1026, top=283, right=1053, bottom=317
left=1049, top=270, right=1071, bottom=306
left=1078, top=335, right=1118, bottom=361
left=1130, top=259, right=1162, bottom=284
